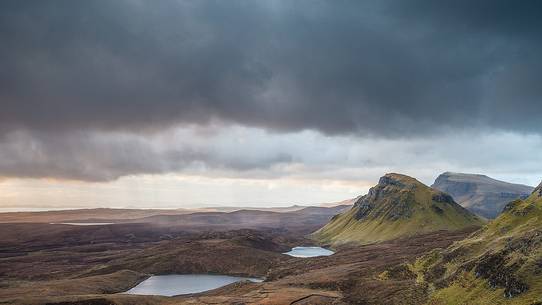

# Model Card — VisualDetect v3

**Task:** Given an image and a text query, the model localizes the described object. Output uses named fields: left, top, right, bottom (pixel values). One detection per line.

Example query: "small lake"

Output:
left=51, top=222, right=115, bottom=226
left=283, top=246, right=334, bottom=258
left=124, top=274, right=263, bottom=296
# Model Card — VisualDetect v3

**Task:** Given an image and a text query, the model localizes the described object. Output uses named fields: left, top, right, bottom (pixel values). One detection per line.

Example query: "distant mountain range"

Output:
left=131, top=205, right=350, bottom=234
left=313, top=173, right=484, bottom=245
left=0, top=204, right=346, bottom=224
left=432, top=172, right=534, bottom=219
left=0, top=205, right=350, bottom=235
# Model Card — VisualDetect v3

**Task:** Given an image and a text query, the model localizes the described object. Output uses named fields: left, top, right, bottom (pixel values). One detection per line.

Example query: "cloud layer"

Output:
left=1, top=0, right=541, bottom=137
left=1, top=126, right=540, bottom=185
left=1, top=0, right=541, bottom=189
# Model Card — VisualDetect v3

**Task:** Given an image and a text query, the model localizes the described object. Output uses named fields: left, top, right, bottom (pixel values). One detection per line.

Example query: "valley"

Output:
left=0, top=221, right=475, bottom=305
left=2, top=173, right=541, bottom=305
left=3, top=2, right=541, bottom=304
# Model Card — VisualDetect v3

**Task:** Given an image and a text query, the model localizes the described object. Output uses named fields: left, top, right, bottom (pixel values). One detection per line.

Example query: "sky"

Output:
left=1, top=0, right=541, bottom=210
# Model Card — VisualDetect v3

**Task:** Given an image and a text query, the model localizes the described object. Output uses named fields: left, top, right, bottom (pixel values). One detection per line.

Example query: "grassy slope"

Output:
left=412, top=183, right=542, bottom=305
left=314, top=174, right=484, bottom=245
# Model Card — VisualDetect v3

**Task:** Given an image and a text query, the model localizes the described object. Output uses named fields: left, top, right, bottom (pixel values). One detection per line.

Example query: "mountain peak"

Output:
left=434, top=172, right=491, bottom=185
left=432, top=172, right=534, bottom=219
left=378, top=173, right=423, bottom=188
left=314, top=173, right=483, bottom=245
left=440, top=171, right=487, bottom=178
left=354, top=173, right=443, bottom=221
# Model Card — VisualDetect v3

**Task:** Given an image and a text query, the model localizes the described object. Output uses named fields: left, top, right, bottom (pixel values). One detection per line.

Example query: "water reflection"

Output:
left=124, top=274, right=263, bottom=296
left=283, top=246, right=334, bottom=257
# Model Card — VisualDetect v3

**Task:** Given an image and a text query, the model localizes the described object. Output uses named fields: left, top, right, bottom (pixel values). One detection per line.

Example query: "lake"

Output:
left=51, top=222, right=115, bottom=226
left=283, top=246, right=334, bottom=257
left=123, top=274, right=263, bottom=296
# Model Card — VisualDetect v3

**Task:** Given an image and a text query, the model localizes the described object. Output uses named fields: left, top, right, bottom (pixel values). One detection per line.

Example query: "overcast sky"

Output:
left=1, top=0, right=541, bottom=210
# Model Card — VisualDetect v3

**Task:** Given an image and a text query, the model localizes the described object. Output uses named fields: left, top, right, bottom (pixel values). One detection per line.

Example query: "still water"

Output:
left=51, top=222, right=115, bottom=226
left=124, top=274, right=263, bottom=296
left=283, top=246, right=334, bottom=257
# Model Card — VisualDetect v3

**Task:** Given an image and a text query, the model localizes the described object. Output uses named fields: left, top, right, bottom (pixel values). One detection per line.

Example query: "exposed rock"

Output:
left=354, top=200, right=374, bottom=220
left=378, top=175, right=408, bottom=188
left=432, top=192, right=455, bottom=204
left=535, top=182, right=542, bottom=197
left=431, top=205, right=444, bottom=214
left=474, top=252, right=528, bottom=298
left=385, top=196, right=414, bottom=220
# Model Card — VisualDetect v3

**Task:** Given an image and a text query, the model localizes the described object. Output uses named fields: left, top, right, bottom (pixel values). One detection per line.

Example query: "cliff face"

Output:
left=313, top=173, right=484, bottom=245
left=432, top=172, right=533, bottom=219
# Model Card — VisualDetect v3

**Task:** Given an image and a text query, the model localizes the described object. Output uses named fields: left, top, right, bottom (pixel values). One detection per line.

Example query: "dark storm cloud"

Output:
left=1, top=0, right=541, bottom=136
left=1, top=0, right=542, bottom=182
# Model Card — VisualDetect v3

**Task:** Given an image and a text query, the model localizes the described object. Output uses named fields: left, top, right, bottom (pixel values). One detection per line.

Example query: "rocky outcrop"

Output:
left=535, top=182, right=542, bottom=198
left=473, top=251, right=529, bottom=298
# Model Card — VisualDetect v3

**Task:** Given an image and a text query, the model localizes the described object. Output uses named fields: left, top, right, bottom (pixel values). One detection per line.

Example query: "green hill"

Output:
left=411, top=181, right=542, bottom=305
left=313, top=173, right=484, bottom=245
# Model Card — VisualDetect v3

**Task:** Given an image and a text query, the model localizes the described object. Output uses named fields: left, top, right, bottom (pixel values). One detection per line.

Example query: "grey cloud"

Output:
left=1, top=127, right=540, bottom=183
left=0, top=0, right=541, bottom=136
left=0, top=129, right=294, bottom=181
left=2, top=0, right=542, bottom=182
